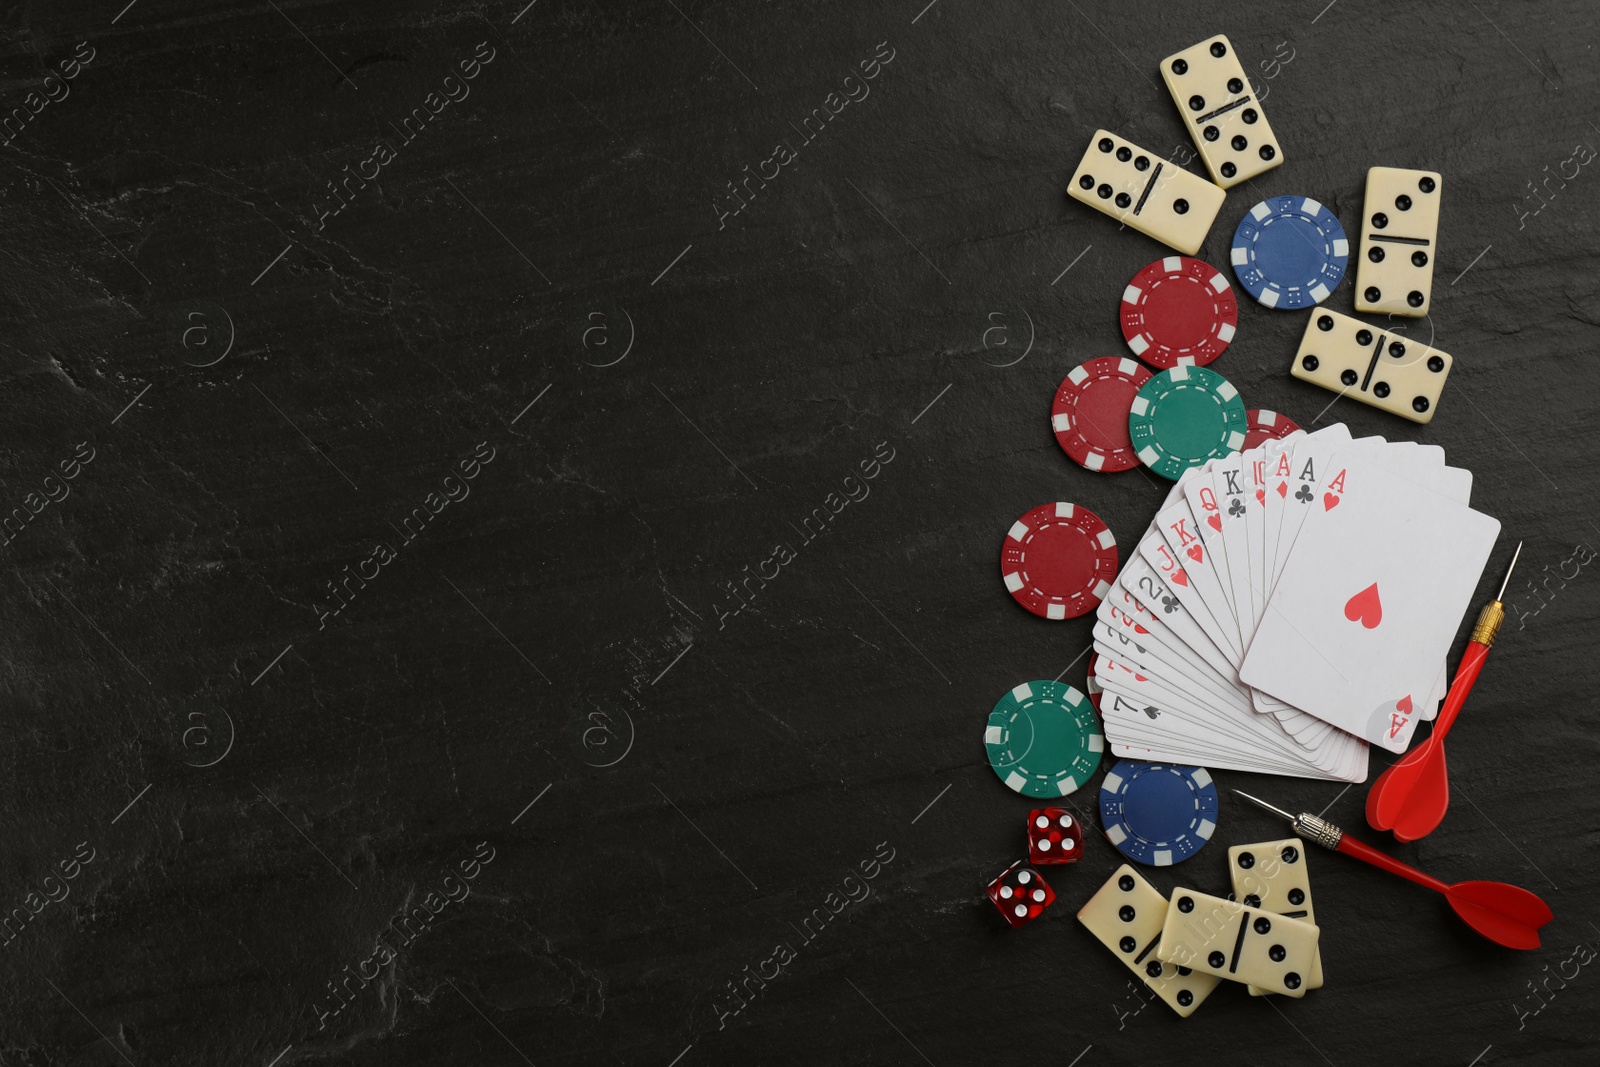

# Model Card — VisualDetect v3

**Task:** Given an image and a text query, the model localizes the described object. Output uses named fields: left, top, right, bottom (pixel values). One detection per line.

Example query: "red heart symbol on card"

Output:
left=1186, top=545, right=1203, bottom=562
left=1344, top=583, right=1383, bottom=628
left=1276, top=481, right=1288, bottom=498
left=1396, top=695, right=1413, bottom=715
left=1171, top=568, right=1189, bottom=587
left=1323, top=492, right=1340, bottom=511
left=1207, top=513, right=1222, bottom=532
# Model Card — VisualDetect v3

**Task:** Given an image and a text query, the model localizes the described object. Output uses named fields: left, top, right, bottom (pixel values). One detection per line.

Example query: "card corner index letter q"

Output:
left=1355, top=166, right=1442, bottom=318
left=1290, top=307, right=1452, bottom=423
left=1160, top=34, right=1285, bottom=189
left=1069, top=129, right=1225, bottom=256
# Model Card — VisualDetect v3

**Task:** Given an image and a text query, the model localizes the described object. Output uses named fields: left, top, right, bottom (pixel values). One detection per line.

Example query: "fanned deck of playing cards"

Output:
left=1094, top=423, right=1501, bottom=780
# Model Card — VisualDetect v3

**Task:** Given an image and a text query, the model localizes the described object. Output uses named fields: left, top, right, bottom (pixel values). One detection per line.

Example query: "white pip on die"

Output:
left=1355, top=167, right=1442, bottom=317
left=1156, top=886, right=1320, bottom=997
left=1290, top=308, right=1453, bottom=424
left=1078, top=864, right=1221, bottom=1018
left=1228, top=838, right=1325, bottom=996
left=1160, top=34, right=1284, bottom=188
left=1068, top=129, right=1225, bottom=256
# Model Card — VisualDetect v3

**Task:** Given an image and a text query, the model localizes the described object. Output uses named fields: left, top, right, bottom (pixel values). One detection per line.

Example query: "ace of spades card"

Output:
left=1239, top=457, right=1500, bottom=752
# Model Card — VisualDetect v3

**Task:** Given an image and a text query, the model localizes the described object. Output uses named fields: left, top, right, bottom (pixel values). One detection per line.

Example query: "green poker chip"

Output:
left=985, top=680, right=1104, bottom=798
left=1127, top=365, right=1248, bottom=480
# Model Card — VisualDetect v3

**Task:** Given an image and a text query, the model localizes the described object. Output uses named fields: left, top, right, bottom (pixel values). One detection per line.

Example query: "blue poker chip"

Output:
left=1099, top=760, right=1219, bottom=866
left=1230, top=196, right=1349, bottom=309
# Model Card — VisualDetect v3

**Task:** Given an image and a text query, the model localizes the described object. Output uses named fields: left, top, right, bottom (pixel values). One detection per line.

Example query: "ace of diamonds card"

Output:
left=1239, top=456, right=1500, bottom=752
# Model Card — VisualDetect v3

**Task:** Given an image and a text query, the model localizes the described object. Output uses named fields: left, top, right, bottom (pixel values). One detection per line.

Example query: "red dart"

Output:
left=1234, top=790, right=1553, bottom=950
left=1367, top=543, right=1521, bottom=841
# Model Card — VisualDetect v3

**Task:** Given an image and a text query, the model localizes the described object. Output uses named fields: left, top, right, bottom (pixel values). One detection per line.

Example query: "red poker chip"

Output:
left=1086, top=653, right=1104, bottom=713
left=1244, top=408, right=1302, bottom=450
left=1001, top=502, right=1118, bottom=620
left=1051, top=357, right=1152, bottom=473
left=1120, top=256, right=1238, bottom=369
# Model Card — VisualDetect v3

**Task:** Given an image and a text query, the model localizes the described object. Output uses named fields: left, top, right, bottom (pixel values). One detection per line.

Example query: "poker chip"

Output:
left=1230, top=196, right=1349, bottom=309
left=1000, top=502, right=1118, bottom=619
left=1099, top=760, right=1219, bottom=866
left=1085, top=654, right=1104, bottom=713
left=985, top=680, right=1105, bottom=798
left=1051, top=357, right=1152, bottom=473
left=1244, top=408, right=1302, bottom=450
left=1120, top=257, right=1238, bottom=369
left=1127, top=366, right=1248, bottom=480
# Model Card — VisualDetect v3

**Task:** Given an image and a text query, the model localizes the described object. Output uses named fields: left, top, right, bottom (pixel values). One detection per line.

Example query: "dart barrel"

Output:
left=1470, top=599, right=1506, bottom=647
left=1291, top=813, right=1344, bottom=850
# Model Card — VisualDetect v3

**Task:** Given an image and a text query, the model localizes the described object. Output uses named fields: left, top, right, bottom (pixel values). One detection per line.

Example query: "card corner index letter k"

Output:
left=1345, top=583, right=1382, bottom=629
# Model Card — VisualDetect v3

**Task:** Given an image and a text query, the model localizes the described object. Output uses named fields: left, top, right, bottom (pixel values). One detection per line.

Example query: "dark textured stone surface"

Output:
left=1, top=1, right=1596, bottom=1064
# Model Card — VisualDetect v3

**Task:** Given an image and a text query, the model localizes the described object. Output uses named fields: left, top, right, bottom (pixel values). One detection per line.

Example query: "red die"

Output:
left=1026, top=807, right=1084, bottom=865
left=986, top=860, right=1055, bottom=927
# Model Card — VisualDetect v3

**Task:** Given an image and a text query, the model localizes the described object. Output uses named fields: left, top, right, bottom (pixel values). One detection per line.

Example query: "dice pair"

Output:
left=985, top=808, right=1086, bottom=928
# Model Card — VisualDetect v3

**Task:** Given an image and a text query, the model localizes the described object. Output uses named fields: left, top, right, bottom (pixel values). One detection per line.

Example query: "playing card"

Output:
left=1244, top=443, right=1275, bottom=635
left=1116, top=557, right=1237, bottom=680
left=1252, top=435, right=1464, bottom=748
left=1182, top=468, right=1237, bottom=624
left=1095, top=670, right=1307, bottom=771
left=1097, top=647, right=1370, bottom=781
left=1096, top=601, right=1357, bottom=776
left=1211, top=451, right=1253, bottom=657
left=1096, top=632, right=1277, bottom=743
left=1268, top=430, right=1375, bottom=600
left=1098, top=586, right=1241, bottom=707
left=1251, top=430, right=1378, bottom=718
left=1096, top=669, right=1365, bottom=781
left=1121, top=544, right=1333, bottom=754
left=1095, top=620, right=1241, bottom=711
left=1253, top=437, right=1452, bottom=733
left=1137, top=532, right=1242, bottom=669
left=1240, top=456, right=1501, bottom=752
left=1259, top=430, right=1310, bottom=609
left=1248, top=434, right=1301, bottom=635
left=1259, top=441, right=1471, bottom=722
left=1155, top=497, right=1239, bottom=659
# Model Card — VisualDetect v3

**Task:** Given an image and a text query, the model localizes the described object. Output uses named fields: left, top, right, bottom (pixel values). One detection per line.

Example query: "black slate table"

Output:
left=3, top=2, right=1597, bottom=1064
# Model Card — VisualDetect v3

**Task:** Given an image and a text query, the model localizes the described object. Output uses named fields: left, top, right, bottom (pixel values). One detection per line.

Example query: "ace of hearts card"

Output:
left=1239, top=455, right=1501, bottom=752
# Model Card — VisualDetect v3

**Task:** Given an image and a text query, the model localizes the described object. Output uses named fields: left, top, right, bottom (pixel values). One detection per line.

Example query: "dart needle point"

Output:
left=1495, top=541, right=1523, bottom=602
left=1232, top=790, right=1296, bottom=821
